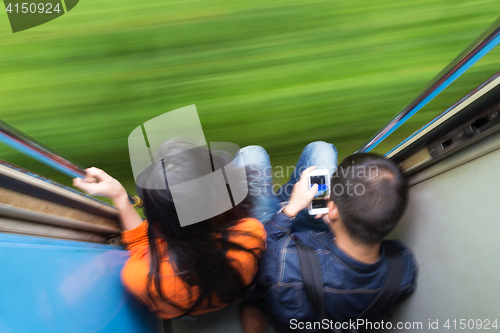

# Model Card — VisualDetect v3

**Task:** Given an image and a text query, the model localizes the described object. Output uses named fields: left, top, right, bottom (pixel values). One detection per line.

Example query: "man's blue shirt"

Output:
left=257, top=213, right=418, bottom=332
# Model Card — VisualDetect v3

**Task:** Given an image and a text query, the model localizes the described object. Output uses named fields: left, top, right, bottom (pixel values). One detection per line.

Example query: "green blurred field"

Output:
left=0, top=0, right=499, bottom=195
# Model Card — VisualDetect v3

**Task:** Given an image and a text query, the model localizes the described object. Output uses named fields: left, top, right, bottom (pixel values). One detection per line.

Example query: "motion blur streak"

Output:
left=0, top=0, right=499, bottom=193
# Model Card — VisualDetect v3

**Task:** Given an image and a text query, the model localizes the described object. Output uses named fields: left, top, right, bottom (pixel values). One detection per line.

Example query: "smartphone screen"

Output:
left=310, top=175, right=329, bottom=209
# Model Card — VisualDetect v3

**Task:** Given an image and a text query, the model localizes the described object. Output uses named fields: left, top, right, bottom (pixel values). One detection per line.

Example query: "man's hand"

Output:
left=283, top=166, right=318, bottom=218
left=314, top=194, right=330, bottom=221
left=73, top=167, right=126, bottom=201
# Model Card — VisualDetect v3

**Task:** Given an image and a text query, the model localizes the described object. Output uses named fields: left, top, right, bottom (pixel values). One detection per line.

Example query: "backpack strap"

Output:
left=295, top=240, right=326, bottom=319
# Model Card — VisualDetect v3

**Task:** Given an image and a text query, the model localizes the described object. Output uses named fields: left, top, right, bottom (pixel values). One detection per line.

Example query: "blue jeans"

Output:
left=235, top=141, right=338, bottom=232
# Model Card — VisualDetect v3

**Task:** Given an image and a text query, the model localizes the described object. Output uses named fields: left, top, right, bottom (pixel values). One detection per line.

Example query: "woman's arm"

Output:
left=110, top=190, right=144, bottom=231
left=73, top=167, right=143, bottom=231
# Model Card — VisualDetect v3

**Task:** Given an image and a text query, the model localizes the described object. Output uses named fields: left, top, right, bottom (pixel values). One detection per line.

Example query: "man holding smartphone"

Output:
left=241, top=148, right=418, bottom=333
left=274, top=141, right=338, bottom=233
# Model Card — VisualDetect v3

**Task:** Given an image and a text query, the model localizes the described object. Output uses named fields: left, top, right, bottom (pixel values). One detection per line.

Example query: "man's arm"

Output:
left=264, top=212, right=295, bottom=246
left=265, top=166, right=318, bottom=247
left=399, top=250, right=419, bottom=299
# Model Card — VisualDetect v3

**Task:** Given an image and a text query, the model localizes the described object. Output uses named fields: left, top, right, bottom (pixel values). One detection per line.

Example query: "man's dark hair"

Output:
left=330, top=153, right=408, bottom=245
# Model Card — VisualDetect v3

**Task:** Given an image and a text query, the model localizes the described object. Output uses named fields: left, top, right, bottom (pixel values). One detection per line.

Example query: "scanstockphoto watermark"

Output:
left=129, top=105, right=250, bottom=227
left=289, top=318, right=424, bottom=331
left=247, top=164, right=380, bottom=197
left=128, top=105, right=380, bottom=226
left=4, top=0, right=79, bottom=33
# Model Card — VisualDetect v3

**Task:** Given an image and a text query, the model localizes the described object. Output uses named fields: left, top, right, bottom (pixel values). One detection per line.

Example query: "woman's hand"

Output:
left=73, top=167, right=126, bottom=201
left=283, top=166, right=318, bottom=218
left=73, top=167, right=143, bottom=231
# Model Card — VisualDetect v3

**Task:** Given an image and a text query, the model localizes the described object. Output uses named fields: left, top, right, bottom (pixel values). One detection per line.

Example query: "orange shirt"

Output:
left=120, top=218, right=266, bottom=319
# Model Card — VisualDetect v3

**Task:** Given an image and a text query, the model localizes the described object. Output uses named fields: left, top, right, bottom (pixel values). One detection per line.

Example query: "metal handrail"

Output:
left=357, top=17, right=500, bottom=154
left=0, top=119, right=86, bottom=178
left=0, top=119, right=142, bottom=207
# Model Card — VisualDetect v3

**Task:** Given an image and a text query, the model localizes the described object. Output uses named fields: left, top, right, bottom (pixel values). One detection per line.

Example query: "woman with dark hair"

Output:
left=73, top=141, right=275, bottom=319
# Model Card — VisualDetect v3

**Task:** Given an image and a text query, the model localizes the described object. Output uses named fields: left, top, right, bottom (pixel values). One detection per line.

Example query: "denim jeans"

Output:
left=234, top=145, right=281, bottom=224
left=235, top=141, right=338, bottom=232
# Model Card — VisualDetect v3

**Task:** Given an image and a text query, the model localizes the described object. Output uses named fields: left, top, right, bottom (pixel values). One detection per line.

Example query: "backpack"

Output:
left=295, top=238, right=405, bottom=333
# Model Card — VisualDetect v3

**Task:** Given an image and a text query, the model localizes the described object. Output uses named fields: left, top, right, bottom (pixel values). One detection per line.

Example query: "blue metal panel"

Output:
left=0, top=233, right=159, bottom=333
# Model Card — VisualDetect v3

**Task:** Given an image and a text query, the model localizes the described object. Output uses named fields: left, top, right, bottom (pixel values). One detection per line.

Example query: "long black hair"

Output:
left=137, top=140, right=262, bottom=314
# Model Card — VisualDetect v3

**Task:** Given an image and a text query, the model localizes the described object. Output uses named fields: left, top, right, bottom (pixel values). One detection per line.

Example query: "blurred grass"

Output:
left=0, top=0, right=499, bottom=197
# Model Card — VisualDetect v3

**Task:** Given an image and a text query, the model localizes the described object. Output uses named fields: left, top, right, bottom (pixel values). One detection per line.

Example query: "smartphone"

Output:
left=308, top=169, right=330, bottom=215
